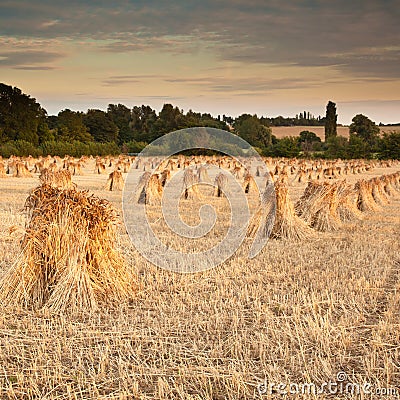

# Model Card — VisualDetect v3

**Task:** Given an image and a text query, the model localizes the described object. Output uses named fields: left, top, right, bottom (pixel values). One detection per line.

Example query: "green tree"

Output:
left=273, top=137, right=300, bottom=157
left=379, top=131, right=400, bottom=159
left=299, top=130, right=322, bottom=153
left=349, top=114, right=380, bottom=147
left=107, top=104, right=134, bottom=144
left=57, top=109, right=93, bottom=143
left=234, top=114, right=272, bottom=149
left=0, top=83, right=48, bottom=145
left=154, top=103, right=182, bottom=135
left=83, top=109, right=119, bottom=142
left=131, top=105, right=158, bottom=142
left=325, top=136, right=348, bottom=158
left=324, top=101, right=337, bottom=142
left=347, top=133, right=370, bottom=158
left=37, top=120, right=54, bottom=143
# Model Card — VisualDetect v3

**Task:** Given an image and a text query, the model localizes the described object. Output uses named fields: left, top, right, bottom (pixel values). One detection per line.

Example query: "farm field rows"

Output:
left=271, top=125, right=400, bottom=139
left=0, top=156, right=399, bottom=399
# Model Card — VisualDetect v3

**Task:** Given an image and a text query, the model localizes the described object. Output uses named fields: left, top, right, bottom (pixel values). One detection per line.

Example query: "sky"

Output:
left=0, top=0, right=399, bottom=124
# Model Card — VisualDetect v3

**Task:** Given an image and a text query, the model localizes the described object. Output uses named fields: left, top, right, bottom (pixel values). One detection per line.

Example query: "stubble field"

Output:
left=271, top=125, right=400, bottom=139
left=0, top=156, right=399, bottom=399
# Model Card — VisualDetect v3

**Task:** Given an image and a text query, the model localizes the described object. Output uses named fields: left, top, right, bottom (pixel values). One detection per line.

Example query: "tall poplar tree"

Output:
left=324, top=101, right=337, bottom=142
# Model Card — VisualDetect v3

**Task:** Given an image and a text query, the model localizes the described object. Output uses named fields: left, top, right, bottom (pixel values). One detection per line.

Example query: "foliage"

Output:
left=379, top=131, right=400, bottom=159
left=349, top=114, right=380, bottom=146
left=234, top=114, right=272, bottom=149
left=0, top=140, right=120, bottom=158
left=261, top=112, right=325, bottom=127
left=57, top=109, right=93, bottom=143
left=83, top=109, right=118, bottom=143
left=1, top=83, right=398, bottom=159
left=124, top=140, right=148, bottom=154
left=325, top=136, right=348, bottom=159
left=0, top=140, right=42, bottom=158
left=347, top=134, right=370, bottom=159
left=107, top=104, right=134, bottom=144
left=273, top=136, right=300, bottom=157
left=299, top=130, right=322, bottom=153
left=0, top=83, right=48, bottom=145
left=324, top=101, right=337, bottom=141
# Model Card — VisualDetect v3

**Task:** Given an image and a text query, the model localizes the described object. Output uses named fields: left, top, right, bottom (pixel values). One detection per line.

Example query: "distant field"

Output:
left=271, top=125, right=400, bottom=140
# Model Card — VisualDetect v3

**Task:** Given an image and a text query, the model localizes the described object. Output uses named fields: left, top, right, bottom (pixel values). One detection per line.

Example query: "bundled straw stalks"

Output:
left=160, top=169, right=171, bottom=187
left=293, top=169, right=307, bottom=183
left=382, top=175, right=396, bottom=197
left=336, top=181, right=363, bottom=222
left=33, top=161, right=44, bottom=173
left=105, top=170, right=124, bottom=191
left=13, top=161, right=32, bottom=178
left=232, top=166, right=244, bottom=179
left=250, top=179, right=313, bottom=240
left=214, top=173, right=228, bottom=197
left=255, top=166, right=263, bottom=177
left=197, top=165, right=211, bottom=183
left=183, top=169, right=201, bottom=200
left=272, top=181, right=314, bottom=239
left=355, top=179, right=381, bottom=212
left=39, top=168, right=74, bottom=190
left=0, top=161, right=6, bottom=177
left=248, top=178, right=276, bottom=238
left=0, top=184, right=136, bottom=312
left=296, top=181, right=342, bottom=231
left=70, top=162, right=83, bottom=176
left=135, top=172, right=162, bottom=205
left=94, top=160, right=106, bottom=174
left=242, top=172, right=258, bottom=195
left=371, top=177, right=389, bottom=205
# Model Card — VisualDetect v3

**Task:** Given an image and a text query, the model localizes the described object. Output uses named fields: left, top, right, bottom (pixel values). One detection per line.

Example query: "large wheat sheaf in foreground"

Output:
left=0, top=184, right=136, bottom=313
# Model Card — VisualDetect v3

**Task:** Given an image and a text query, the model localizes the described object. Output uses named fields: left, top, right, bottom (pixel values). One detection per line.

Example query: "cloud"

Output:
left=14, top=65, right=57, bottom=70
left=0, top=50, right=63, bottom=69
left=102, top=74, right=167, bottom=86
left=161, top=75, right=324, bottom=94
left=102, top=78, right=140, bottom=86
left=39, top=19, right=60, bottom=29
left=0, top=0, right=399, bottom=79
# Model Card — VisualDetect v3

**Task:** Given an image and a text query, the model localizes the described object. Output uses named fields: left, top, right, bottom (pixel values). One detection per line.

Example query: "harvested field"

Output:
left=0, top=155, right=399, bottom=399
left=271, top=125, right=400, bottom=140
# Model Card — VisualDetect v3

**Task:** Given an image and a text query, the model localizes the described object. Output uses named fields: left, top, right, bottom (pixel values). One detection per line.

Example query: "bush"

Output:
left=0, top=140, right=43, bottom=157
left=272, top=137, right=300, bottom=157
left=124, top=141, right=148, bottom=154
left=40, top=141, right=120, bottom=157
left=0, top=142, right=18, bottom=158
left=378, top=131, right=400, bottom=159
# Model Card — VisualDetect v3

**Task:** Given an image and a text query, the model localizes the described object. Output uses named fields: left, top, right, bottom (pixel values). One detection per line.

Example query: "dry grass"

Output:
left=105, top=170, right=125, bottom=191
left=0, top=184, right=136, bottom=314
left=271, top=125, right=350, bottom=139
left=0, top=161, right=6, bottom=178
left=214, top=172, right=228, bottom=197
left=271, top=125, right=400, bottom=140
left=270, top=180, right=314, bottom=240
left=0, top=157, right=399, bottom=399
left=39, top=168, right=74, bottom=190
left=13, top=161, right=32, bottom=178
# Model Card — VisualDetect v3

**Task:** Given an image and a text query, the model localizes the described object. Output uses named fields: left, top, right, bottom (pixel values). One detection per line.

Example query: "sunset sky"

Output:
left=1, top=0, right=399, bottom=124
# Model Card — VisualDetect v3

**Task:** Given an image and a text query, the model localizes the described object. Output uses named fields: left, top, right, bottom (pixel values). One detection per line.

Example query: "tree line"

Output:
left=0, top=83, right=399, bottom=159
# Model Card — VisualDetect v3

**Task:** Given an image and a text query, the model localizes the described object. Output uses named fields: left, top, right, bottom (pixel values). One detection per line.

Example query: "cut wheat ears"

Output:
left=39, top=168, right=74, bottom=190
left=105, top=170, right=125, bottom=191
left=249, top=177, right=314, bottom=240
left=0, top=184, right=137, bottom=313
